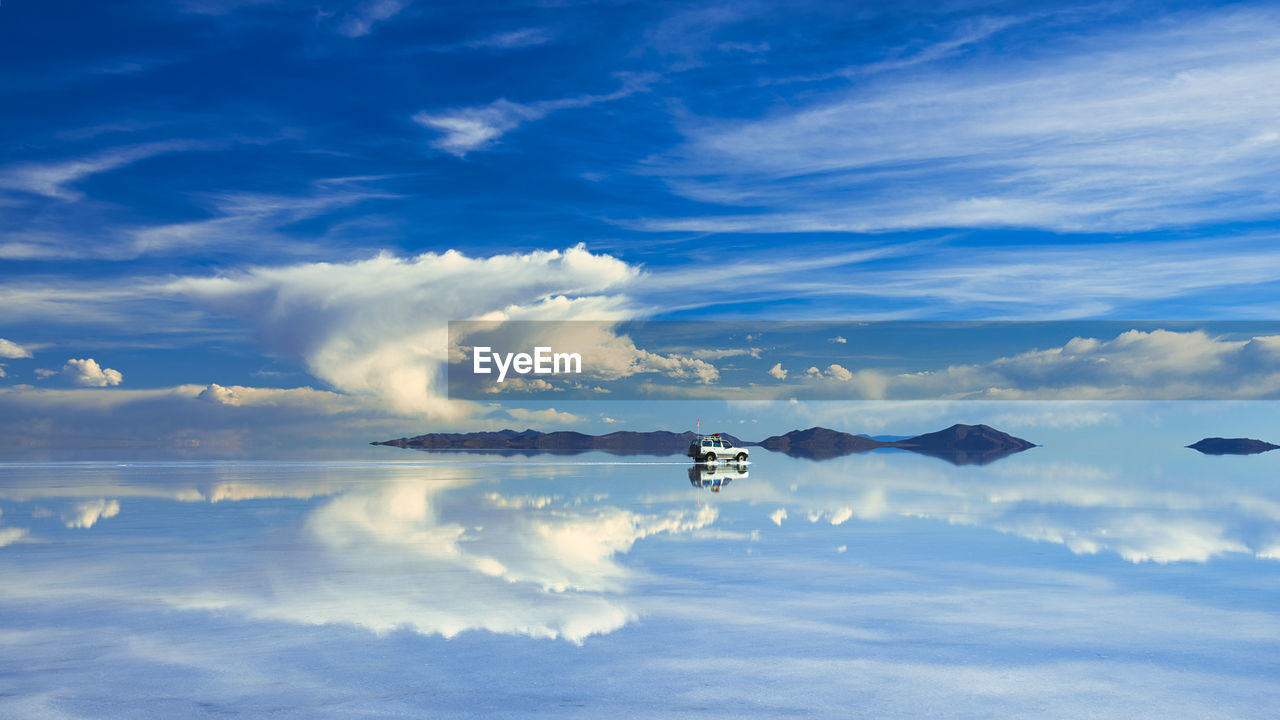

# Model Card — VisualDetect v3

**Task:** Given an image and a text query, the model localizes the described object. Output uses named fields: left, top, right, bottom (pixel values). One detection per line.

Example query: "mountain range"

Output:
left=373, top=424, right=1035, bottom=465
left=373, top=429, right=745, bottom=456
left=756, top=424, right=1036, bottom=464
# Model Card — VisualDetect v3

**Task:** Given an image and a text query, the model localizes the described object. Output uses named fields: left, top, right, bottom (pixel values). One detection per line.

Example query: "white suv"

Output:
left=688, top=434, right=749, bottom=462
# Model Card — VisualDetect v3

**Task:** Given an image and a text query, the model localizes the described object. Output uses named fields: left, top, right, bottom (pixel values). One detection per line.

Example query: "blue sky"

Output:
left=4, top=0, right=1280, bottom=454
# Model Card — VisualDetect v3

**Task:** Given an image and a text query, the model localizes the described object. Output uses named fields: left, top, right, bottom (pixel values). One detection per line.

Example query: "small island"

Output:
left=1187, top=437, right=1280, bottom=455
left=757, top=424, right=1036, bottom=465
left=373, top=424, right=1035, bottom=466
left=373, top=429, right=745, bottom=456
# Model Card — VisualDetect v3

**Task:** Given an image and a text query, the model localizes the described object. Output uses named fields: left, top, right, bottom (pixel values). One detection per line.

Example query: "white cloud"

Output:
left=337, top=0, right=410, bottom=38
left=178, top=0, right=275, bottom=15
left=824, top=364, right=853, bottom=382
left=0, top=141, right=203, bottom=201
left=210, top=480, right=719, bottom=642
left=625, top=234, right=1280, bottom=319
left=485, top=493, right=557, bottom=510
left=125, top=181, right=396, bottom=259
left=0, top=527, right=28, bottom=547
left=62, top=358, right=123, bottom=387
left=0, top=278, right=179, bottom=327
left=0, top=478, right=723, bottom=645
left=413, top=74, right=655, bottom=156
left=1, top=178, right=395, bottom=261
left=715, top=429, right=1280, bottom=565
left=0, top=338, right=32, bottom=359
left=645, top=8, right=1280, bottom=233
left=690, top=347, right=761, bottom=360
left=482, top=377, right=561, bottom=393
left=828, top=336, right=847, bottom=344
left=194, top=383, right=346, bottom=410
left=504, top=407, right=583, bottom=425
left=197, top=383, right=240, bottom=405
left=769, top=508, right=787, bottom=526
left=768, top=362, right=788, bottom=380
left=771, top=329, right=1280, bottom=401
left=171, top=246, right=719, bottom=417
left=171, top=246, right=639, bottom=416
left=801, top=364, right=857, bottom=384
left=63, top=499, right=120, bottom=529
left=0, top=382, right=412, bottom=456
left=458, top=27, right=555, bottom=51
left=775, top=15, right=1027, bottom=86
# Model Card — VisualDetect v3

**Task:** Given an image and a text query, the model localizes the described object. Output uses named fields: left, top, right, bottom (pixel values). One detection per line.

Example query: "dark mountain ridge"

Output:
left=757, top=424, right=1036, bottom=464
left=373, top=429, right=745, bottom=456
left=1187, top=437, right=1280, bottom=455
left=373, top=424, right=1035, bottom=465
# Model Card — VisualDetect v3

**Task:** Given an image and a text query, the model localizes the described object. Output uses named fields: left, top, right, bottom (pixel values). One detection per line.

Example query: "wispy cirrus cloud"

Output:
left=641, top=7, right=1280, bottom=233
left=337, top=0, right=411, bottom=38
left=638, top=235, right=1280, bottom=319
left=413, top=73, right=656, bottom=156
left=424, top=27, right=556, bottom=52
left=775, top=15, right=1029, bottom=85
left=465, top=27, right=553, bottom=50
left=0, top=176, right=397, bottom=261
left=0, top=140, right=205, bottom=201
left=177, top=0, right=277, bottom=15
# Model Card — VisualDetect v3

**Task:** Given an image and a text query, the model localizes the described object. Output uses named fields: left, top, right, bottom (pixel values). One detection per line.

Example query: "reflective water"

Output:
left=2, top=445, right=1279, bottom=717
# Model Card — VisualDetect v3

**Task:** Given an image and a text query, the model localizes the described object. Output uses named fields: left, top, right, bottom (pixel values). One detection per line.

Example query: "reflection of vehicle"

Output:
left=688, top=462, right=749, bottom=492
left=688, top=433, right=749, bottom=462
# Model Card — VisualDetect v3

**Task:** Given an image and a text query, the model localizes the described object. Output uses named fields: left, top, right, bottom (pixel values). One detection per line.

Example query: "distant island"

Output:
left=757, top=424, right=1035, bottom=465
left=373, top=429, right=745, bottom=456
left=1187, top=437, right=1280, bottom=455
left=372, top=424, right=1035, bottom=465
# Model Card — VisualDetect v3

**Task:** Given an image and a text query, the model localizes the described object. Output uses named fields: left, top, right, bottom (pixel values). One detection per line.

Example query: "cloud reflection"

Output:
left=0, top=465, right=718, bottom=644
left=62, top=498, right=120, bottom=528
left=726, top=454, right=1280, bottom=564
left=274, top=480, right=717, bottom=641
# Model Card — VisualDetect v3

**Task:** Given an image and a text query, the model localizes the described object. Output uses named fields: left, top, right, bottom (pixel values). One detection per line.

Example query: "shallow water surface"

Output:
left=2, top=446, right=1279, bottom=718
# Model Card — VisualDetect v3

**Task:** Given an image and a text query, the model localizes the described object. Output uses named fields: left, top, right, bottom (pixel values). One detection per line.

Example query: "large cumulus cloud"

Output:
left=169, top=246, right=639, bottom=416
left=169, top=245, right=724, bottom=416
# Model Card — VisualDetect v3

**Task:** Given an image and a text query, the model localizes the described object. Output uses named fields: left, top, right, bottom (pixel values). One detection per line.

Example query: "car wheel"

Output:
left=705, top=453, right=716, bottom=462
left=736, top=453, right=747, bottom=462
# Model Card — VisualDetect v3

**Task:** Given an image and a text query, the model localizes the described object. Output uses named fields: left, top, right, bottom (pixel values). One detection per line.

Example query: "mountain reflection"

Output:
left=2, top=447, right=1279, bottom=656
left=764, top=443, right=1032, bottom=464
